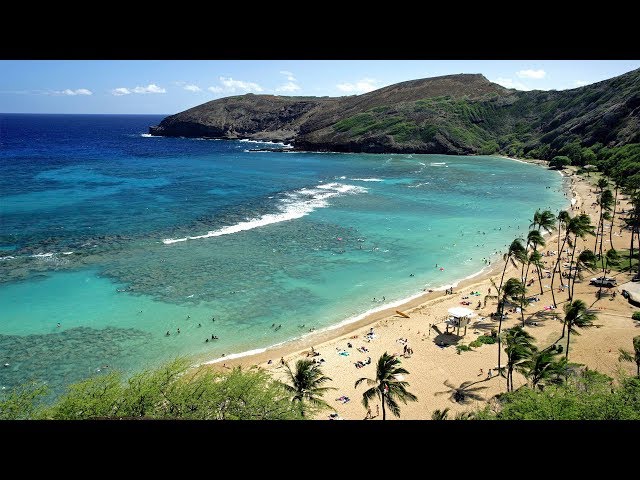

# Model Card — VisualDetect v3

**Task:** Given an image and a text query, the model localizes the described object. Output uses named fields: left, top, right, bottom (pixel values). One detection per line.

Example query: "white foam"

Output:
left=430, top=162, right=446, bottom=166
left=350, top=178, right=383, bottom=182
left=163, top=182, right=367, bottom=244
left=31, top=253, right=54, bottom=258
left=238, top=139, right=290, bottom=147
left=140, top=133, right=155, bottom=138
left=201, top=347, right=267, bottom=365
left=62, top=251, right=74, bottom=255
left=0, top=256, right=15, bottom=261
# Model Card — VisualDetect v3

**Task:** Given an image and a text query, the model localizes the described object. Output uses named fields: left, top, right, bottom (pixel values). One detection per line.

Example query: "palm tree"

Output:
left=550, top=210, right=571, bottom=308
left=563, top=300, right=597, bottom=360
left=517, top=347, right=568, bottom=390
left=609, top=177, right=621, bottom=250
left=503, top=326, right=536, bottom=392
left=496, top=238, right=526, bottom=302
left=522, top=230, right=546, bottom=305
left=354, top=352, right=417, bottom=420
left=597, top=189, right=614, bottom=267
left=593, top=178, right=610, bottom=253
left=496, top=278, right=526, bottom=376
left=431, top=408, right=450, bottom=420
left=436, top=380, right=487, bottom=405
left=524, top=209, right=554, bottom=298
left=618, top=336, right=640, bottom=377
left=283, top=359, right=335, bottom=417
left=566, top=214, right=596, bottom=302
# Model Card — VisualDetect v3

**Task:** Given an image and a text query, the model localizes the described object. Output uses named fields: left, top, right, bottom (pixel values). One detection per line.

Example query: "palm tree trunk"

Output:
left=381, top=392, right=386, bottom=420
left=521, top=260, right=531, bottom=327
left=496, top=254, right=511, bottom=312
left=609, top=185, right=618, bottom=249
left=537, top=262, right=544, bottom=296
left=568, top=237, right=579, bottom=302
left=565, top=324, right=572, bottom=360
left=551, top=234, right=568, bottom=308
left=497, top=299, right=505, bottom=377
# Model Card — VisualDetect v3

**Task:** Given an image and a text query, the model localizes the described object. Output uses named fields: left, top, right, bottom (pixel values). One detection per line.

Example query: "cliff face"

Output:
left=149, top=94, right=338, bottom=142
left=149, top=69, right=640, bottom=156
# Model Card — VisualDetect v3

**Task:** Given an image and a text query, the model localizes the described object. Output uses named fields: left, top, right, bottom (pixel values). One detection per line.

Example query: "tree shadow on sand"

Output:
left=435, top=379, right=489, bottom=405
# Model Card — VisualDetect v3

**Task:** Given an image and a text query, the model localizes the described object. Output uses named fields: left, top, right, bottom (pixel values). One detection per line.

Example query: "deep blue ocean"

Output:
left=0, top=114, right=569, bottom=398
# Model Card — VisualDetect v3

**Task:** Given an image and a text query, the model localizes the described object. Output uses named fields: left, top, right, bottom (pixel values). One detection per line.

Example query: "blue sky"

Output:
left=1, top=60, right=638, bottom=114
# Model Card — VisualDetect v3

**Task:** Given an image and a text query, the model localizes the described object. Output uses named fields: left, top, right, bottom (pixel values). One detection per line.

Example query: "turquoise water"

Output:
left=0, top=114, right=569, bottom=398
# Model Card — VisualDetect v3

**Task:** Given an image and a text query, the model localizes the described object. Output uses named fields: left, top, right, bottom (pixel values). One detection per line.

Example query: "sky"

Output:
left=1, top=60, right=638, bottom=114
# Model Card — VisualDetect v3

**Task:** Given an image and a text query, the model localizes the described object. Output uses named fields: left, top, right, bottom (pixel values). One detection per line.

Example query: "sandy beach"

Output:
left=205, top=159, right=640, bottom=419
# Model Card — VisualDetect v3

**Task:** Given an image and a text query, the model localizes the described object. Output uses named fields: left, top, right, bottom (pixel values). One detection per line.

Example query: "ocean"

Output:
left=0, top=113, right=569, bottom=398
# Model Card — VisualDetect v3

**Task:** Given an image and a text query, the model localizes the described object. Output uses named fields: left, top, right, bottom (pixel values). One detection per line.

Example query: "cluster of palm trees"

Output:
left=282, top=352, right=417, bottom=420
left=487, top=203, right=602, bottom=384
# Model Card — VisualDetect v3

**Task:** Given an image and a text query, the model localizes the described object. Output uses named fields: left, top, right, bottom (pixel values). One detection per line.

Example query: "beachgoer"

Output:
left=198, top=323, right=201, bottom=327
left=56, top=323, right=61, bottom=328
left=205, top=338, right=209, bottom=342
left=280, top=357, right=285, bottom=365
left=166, top=331, right=170, bottom=336
left=177, top=328, right=180, bottom=334
left=478, top=368, right=483, bottom=376
left=487, top=369, right=493, bottom=378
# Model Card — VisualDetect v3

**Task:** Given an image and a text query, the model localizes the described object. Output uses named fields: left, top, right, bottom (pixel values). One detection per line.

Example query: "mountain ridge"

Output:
left=149, top=69, right=640, bottom=158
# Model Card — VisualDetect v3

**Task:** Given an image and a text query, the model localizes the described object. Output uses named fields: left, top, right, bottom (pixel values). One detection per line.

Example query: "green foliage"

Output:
left=549, top=156, right=572, bottom=169
left=0, top=382, right=48, bottom=420
left=632, top=312, right=640, bottom=321
left=355, top=352, right=417, bottom=420
left=9, top=358, right=303, bottom=420
left=480, top=141, right=499, bottom=155
left=478, top=335, right=497, bottom=345
left=478, top=371, right=640, bottom=420
left=468, top=335, right=496, bottom=349
left=389, top=122, right=419, bottom=142
left=456, top=344, right=473, bottom=354
left=283, top=359, right=335, bottom=417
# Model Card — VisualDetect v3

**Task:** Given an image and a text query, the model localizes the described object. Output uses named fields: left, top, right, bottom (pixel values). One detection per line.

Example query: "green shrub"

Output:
left=456, top=344, right=473, bottom=354
left=632, top=311, right=640, bottom=321
left=478, top=335, right=497, bottom=345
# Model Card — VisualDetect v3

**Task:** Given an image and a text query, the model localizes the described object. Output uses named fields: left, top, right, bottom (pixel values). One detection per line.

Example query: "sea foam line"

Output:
left=163, top=182, right=367, bottom=244
left=200, top=347, right=268, bottom=365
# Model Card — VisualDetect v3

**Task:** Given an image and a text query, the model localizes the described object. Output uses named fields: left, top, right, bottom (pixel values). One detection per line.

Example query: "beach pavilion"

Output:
left=445, top=307, right=476, bottom=336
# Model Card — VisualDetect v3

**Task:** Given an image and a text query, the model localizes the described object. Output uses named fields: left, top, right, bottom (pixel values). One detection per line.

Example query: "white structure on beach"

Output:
left=446, top=307, right=476, bottom=336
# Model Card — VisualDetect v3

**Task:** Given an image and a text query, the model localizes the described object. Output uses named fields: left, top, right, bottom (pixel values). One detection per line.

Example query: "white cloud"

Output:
left=493, top=77, right=532, bottom=91
left=275, top=81, right=301, bottom=93
left=279, top=70, right=296, bottom=81
left=336, top=78, right=379, bottom=94
left=516, top=69, right=546, bottom=79
left=112, top=87, right=131, bottom=96
left=112, top=84, right=166, bottom=96
left=183, top=84, right=202, bottom=92
left=54, top=88, right=93, bottom=96
left=575, top=80, right=589, bottom=87
left=219, top=77, right=263, bottom=93
left=207, top=77, right=264, bottom=95
left=132, top=84, right=166, bottom=94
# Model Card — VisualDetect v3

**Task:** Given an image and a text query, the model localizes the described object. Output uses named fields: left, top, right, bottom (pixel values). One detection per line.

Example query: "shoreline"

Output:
left=199, top=154, right=570, bottom=371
